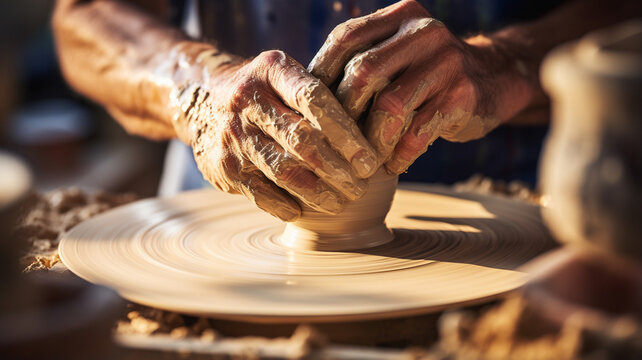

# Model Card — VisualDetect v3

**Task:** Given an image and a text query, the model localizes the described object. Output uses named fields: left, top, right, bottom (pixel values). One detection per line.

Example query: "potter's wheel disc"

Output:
left=59, top=185, right=555, bottom=322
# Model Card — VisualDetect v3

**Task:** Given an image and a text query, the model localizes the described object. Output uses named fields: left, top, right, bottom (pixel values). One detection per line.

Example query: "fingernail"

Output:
left=351, top=151, right=378, bottom=178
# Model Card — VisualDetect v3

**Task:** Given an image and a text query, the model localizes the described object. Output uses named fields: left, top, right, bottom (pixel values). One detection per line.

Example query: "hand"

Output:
left=309, top=0, right=536, bottom=174
left=171, top=50, right=378, bottom=221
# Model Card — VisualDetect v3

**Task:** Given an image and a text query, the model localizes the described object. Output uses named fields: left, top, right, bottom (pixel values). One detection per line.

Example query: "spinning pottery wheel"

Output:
left=59, top=171, right=555, bottom=323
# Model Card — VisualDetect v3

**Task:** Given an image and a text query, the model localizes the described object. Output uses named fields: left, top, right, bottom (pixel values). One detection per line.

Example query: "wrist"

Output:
left=164, top=41, right=245, bottom=88
left=150, top=41, right=244, bottom=143
left=465, top=34, right=544, bottom=124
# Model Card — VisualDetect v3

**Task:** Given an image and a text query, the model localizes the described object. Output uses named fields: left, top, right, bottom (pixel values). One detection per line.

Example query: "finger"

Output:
left=385, top=80, right=482, bottom=174
left=436, top=79, right=494, bottom=142
left=263, top=51, right=378, bottom=178
left=235, top=166, right=302, bottom=222
left=308, top=0, right=429, bottom=86
left=195, top=148, right=301, bottom=221
left=336, top=17, right=447, bottom=120
left=244, top=92, right=368, bottom=200
left=239, top=122, right=346, bottom=214
left=364, top=56, right=458, bottom=163
left=383, top=99, right=442, bottom=175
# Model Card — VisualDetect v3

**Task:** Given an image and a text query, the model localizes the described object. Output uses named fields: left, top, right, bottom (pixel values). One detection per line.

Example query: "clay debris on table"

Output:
left=437, top=294, right=642, bottom=360
left=453, top=174, right=542, bottom=205
left=116, top=304, right=333, bottom=359
left=116, top=304, right=219, bottom=340
left=15, top=188, right=137, bottom=272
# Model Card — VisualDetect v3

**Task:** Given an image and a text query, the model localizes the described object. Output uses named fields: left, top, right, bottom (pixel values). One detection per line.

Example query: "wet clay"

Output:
left=59, top=182, right=555, bottom=322
left=281, top=169, right=397, bottom=251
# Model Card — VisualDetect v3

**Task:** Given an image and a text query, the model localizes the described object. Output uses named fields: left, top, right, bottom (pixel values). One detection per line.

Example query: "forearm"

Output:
left=472, top=0, right=642, bottom=125
left=52, top=0, right=240, bottom=140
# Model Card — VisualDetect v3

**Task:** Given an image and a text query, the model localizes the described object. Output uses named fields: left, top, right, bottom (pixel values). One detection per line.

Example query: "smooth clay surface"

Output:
left=282, top=168, right=398, bottom=251
left=59, top=184, right=556, bottom=323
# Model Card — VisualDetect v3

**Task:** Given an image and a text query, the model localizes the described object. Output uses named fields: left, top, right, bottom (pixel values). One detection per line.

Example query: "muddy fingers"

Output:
left=243, top=94, right=367, bottom=200
left=234, top=167, right=301, bottom=222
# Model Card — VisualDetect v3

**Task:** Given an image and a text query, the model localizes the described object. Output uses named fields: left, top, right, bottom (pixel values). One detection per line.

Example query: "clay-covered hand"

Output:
left=309, top=0, right=535, bottom=174
left=172, top=50, right=378, bottom=222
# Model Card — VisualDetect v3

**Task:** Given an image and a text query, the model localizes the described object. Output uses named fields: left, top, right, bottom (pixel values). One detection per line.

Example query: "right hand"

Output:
left=171, top=50, right=378, bottom=221
left=308, top=0, right=537, bottom=174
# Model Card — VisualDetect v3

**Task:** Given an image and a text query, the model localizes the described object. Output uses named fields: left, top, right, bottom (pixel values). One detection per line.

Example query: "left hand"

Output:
left=309, top=0, right=536, bottom=174
left=170, top=49, right=378, bottom=221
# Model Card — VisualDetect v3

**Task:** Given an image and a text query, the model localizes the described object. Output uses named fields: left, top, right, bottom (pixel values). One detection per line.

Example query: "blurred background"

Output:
left=2, top=2, right=640, bottom=358
left=0, top=1, right=166, bottom=197
left=0, top=0, right=552, bottom=198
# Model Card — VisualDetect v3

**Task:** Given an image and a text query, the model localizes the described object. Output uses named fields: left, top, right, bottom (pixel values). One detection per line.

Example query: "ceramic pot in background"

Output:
left=539, top=20, right=642, bottom=261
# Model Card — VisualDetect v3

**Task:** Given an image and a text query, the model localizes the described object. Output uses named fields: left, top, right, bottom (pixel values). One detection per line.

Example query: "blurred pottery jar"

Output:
left=540, top=20, right=642, bottom=261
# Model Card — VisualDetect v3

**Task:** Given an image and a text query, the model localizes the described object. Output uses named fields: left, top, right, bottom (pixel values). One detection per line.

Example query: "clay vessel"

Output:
left=540, top=20, right=642, bottom=261
left=281, top=168, right=398, bottom=251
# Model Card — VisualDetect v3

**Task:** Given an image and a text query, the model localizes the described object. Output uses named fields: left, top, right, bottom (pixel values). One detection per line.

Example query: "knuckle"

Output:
left=451, top=78, right=479, bottom=105
left=345, top=51, right=376, bottom=82
left=228, top=78, right=260, bottom=109
left=294, top=78, right=323, bottom=104
left=404, top=17, right=449, bottom=43
left=331, top=19, right=360, bottom=44
left=255, top=49, right=287, bottom=67
left=431, top=20, right=450, bottom=36
left=399, top=135, right=426, bottom=156
left=374, top=89, right=405, bottom=114
left=404, top=17, right=438, bottom=32
left=401, top=0, right=424, bottom=12
left=273, top=159, right=306, bottom=183
left=442, top=48, right=465, bottom=69
left=386, top=0, right=429, bottom=19
left=287, top=125, right=326, bottom=170
left=329, top=22, right=346, bottom=39
left=287, top=122, right=315, bottom=152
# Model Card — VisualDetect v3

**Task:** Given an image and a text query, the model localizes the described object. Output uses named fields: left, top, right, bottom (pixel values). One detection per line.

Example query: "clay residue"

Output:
left=296, top=79, right=378, bottom=178
left=116, top=303, right=217, bottom=338
left=435, top=294, right=642, bottom=360
left=437, top=108, right=500, bottom=143
left=365, top=109, right=414, bottom=163
left=15, top=188, right=137, bottom=272
left=116, top=304, right=327, bottom=359
left=453, top=174, right=542, bottom=205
